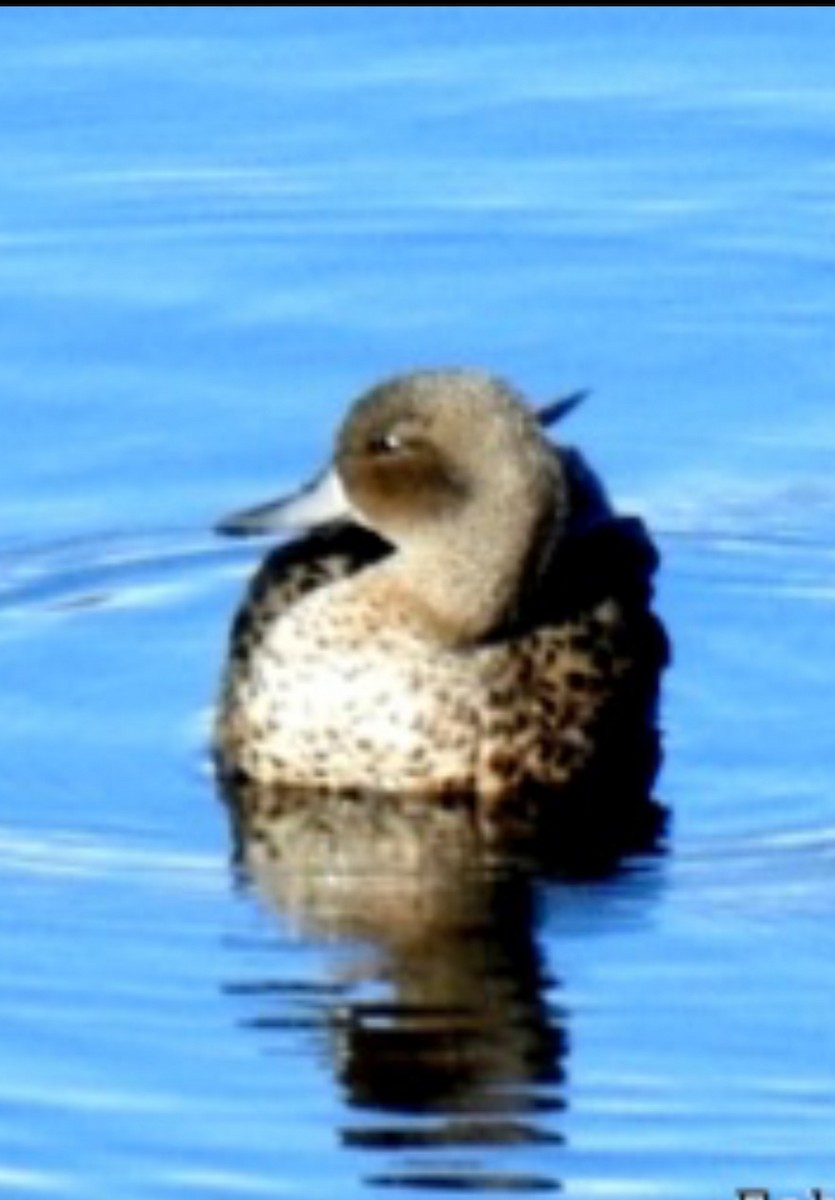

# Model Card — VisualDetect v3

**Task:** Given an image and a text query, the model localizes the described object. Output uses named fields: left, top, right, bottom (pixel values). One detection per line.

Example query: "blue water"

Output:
left=1, top=6, right=835, bottom=1198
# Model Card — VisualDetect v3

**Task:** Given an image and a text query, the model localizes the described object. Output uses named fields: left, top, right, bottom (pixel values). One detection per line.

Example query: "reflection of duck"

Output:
left=225, top=781, right=570, bottom=1177
left=214, top=369, right=668, bottom=814
left=222, top=778, right=667, bottom=1191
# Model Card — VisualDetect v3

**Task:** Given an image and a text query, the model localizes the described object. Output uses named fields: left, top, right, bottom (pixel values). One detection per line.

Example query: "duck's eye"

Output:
left=368, top=430, right=405, bottom=456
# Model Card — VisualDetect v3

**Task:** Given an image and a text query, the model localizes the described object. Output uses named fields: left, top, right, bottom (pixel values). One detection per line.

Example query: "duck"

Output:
left=213, top=369, right=667, bottom=812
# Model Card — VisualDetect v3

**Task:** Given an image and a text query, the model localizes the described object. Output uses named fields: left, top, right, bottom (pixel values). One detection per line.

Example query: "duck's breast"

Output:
left=218, top=578, right=481, bottom=793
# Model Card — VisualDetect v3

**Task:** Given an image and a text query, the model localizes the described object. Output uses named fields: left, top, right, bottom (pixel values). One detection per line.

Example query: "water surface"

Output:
left=1, top=8, right=834, bottom=1199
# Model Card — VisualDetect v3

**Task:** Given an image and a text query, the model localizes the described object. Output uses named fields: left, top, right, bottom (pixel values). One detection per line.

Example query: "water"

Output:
left=1, top=6, right=834, bottom=1198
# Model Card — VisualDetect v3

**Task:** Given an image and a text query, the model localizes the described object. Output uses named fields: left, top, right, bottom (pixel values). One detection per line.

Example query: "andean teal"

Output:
left=214, top=369, right=667, bottom=808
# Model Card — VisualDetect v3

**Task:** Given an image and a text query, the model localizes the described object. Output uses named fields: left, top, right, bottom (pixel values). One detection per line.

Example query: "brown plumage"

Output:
left=214, top=369, right=668, bottom=813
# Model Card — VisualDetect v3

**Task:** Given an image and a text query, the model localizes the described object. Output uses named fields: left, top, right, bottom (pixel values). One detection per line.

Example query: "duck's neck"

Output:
left=386, top=469, right=565, bottom=645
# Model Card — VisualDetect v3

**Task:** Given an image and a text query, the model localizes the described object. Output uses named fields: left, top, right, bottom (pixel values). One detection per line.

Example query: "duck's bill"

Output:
left=535, top=389, right=589, bottom=428
left=216, top=468, right=352, bottom=537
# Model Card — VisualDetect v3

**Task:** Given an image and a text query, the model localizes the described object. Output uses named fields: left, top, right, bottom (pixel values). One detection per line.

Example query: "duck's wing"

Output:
left=517, top=444, right=669, bottom=717
left=226, top=522, right=391, bottom=656
left=480, top=451, right=669, bottom=842
left=559, top=446, right=614, bottom=534
left=538, top=445, right=661, bottom=618
left=548, top=511, right=661, bottom=616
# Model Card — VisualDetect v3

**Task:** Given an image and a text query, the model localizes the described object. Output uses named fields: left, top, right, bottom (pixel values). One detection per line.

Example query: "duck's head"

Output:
left=219, top=370, right=583, bottom=540
left=218, top=370, right=586, bottom=639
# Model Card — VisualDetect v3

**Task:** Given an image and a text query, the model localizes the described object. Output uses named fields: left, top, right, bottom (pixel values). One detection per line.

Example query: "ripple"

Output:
left=0, top=826, right=221, bottom=891
left=0, top=528, right=247, bottom=623
left=672, top=824, right=835, bottom=920
left=0, top=1168, right=69, bottom=1197
left=367, top=1171, right=560, bottom=1194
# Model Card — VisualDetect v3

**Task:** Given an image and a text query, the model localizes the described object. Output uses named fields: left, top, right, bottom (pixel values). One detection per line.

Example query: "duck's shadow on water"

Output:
left=217, top=736, right=668, bottom=1195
